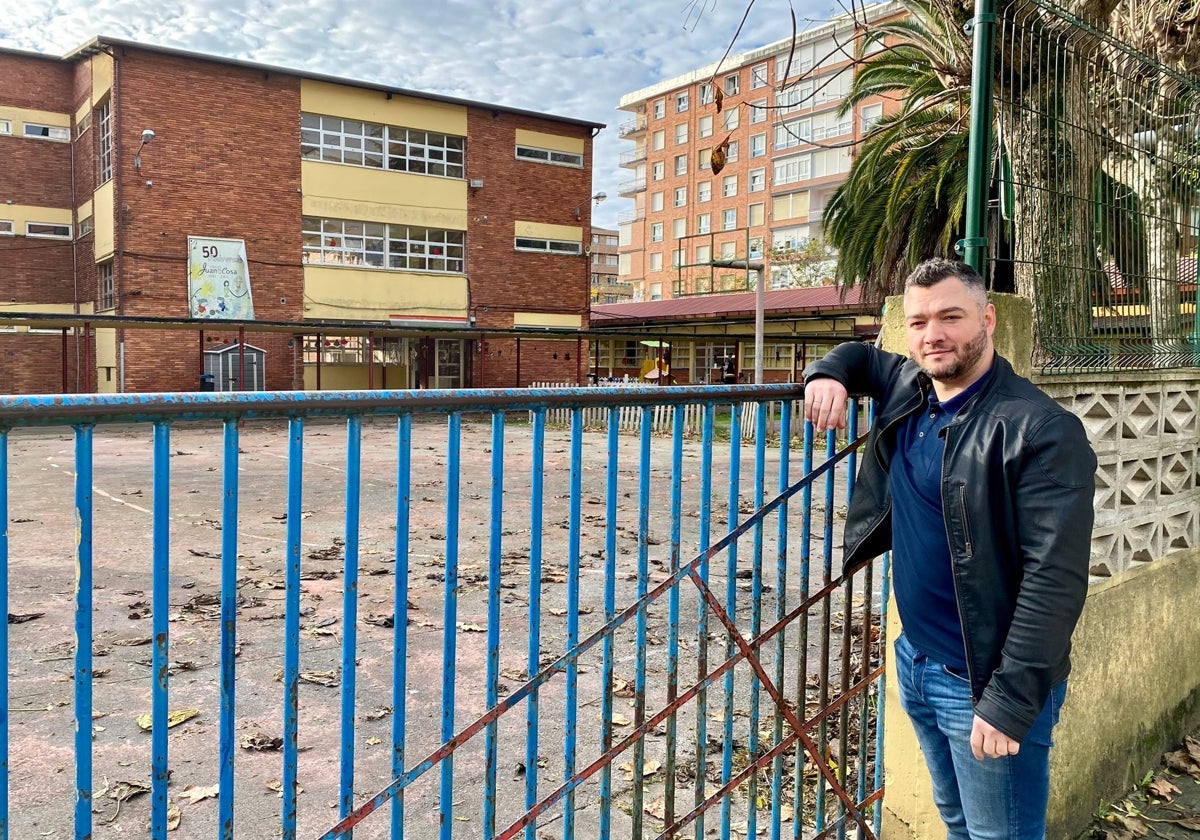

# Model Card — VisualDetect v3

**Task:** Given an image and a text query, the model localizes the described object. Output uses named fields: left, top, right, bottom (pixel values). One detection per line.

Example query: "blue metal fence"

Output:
left=0, top=385, right=885, bottom=839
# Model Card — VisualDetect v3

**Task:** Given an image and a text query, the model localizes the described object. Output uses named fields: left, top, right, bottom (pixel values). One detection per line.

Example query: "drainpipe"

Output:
left=957, top=0, right=998, bottom=276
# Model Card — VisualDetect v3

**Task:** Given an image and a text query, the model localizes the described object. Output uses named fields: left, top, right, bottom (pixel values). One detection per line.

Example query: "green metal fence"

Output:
left=966, top=0, right=1200, bottom=371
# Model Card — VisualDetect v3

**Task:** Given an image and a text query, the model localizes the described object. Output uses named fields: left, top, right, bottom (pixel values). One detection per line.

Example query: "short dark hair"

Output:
left=904, top=258, right=988, bottom=307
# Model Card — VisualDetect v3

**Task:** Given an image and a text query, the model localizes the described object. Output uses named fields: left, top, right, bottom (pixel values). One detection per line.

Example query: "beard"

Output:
left=917, top=325, right=990, bottom=382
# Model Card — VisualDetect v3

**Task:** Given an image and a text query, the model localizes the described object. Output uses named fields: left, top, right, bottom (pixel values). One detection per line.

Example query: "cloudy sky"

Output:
left=1, top=0, right=842, bottom=228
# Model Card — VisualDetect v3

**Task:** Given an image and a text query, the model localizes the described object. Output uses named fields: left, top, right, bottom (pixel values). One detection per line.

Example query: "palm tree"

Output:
left=822, top=0, right=975, bottom=303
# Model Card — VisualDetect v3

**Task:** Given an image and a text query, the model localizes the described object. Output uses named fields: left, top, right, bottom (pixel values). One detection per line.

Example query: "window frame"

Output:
left=650, top=222, right=664, bottom=243
left=724, top=74, right=740, bottom=96
left=302, top=216, right=467, bottom=272
left=0, top=220, right=13, bottom=235
left=300, top=113, right=468, bottom=177
left=724, top=109, right=739, bottom=131
left=675, top=91, right=690, bottom=113
left=723, top=175, right=738, bottom=197
left=653, top=99, right=666, bottom=119
left=26, top=222, right=72, bottom=239
left=23, top=123, right=70, bottom=142
left=751, top=64, right=769, bottom=89
left=750, top=99, right=768, bottom=124
left=515, top=144, right=583, bottom=169
left=675, top=123, right=688, bottom=145
left=748, top=168, right=766, bottom=192
left=0, top=119, right=11, bottom=135
left=698, top=84, right=714, bottom=105
left=750, top=133, right=767, bottom=158
left=697, top=181, right=712, bottom=202
left=673, top=186, right=688, bottom=208
left=514, top=236, right=583, bottom=255
left=698, top=115, right=713, bottom=138
left=674, top=154, right=688, bottom=176
left=696, top=213, right=711, bottom=234
left=97, top=261, right=115, bottom=311
left=722, top=209, right=737, bottom=231
left=97, top=100, right=113, bottom=185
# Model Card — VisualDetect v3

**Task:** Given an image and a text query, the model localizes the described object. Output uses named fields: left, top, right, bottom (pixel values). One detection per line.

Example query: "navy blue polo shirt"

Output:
left=890, top=366, right=993, bottom=671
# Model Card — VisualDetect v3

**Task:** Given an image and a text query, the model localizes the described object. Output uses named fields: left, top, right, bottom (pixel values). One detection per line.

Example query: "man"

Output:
left=803, top=258, right=1096, bottom=839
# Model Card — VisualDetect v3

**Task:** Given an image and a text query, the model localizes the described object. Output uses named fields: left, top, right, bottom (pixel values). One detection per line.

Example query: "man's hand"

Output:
left=971, top=715, right=1020, bottom=760
left=803, top=378, right=849, bottom=431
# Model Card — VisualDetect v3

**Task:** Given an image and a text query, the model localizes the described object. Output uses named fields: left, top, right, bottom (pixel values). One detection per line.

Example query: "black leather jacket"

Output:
left=805, top=343, right=1097, bottom=742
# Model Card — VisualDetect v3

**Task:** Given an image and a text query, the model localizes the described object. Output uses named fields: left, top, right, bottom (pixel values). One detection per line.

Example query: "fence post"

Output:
left=957, top=0, right=999, bottom=273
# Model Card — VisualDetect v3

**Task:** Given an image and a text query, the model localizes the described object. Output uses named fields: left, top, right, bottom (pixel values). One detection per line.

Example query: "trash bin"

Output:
left=199, top=373, right=215, bottom=392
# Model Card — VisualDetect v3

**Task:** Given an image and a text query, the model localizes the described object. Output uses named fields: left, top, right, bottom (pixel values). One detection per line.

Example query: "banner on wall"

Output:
left=187, top=236, right=255, bottom=320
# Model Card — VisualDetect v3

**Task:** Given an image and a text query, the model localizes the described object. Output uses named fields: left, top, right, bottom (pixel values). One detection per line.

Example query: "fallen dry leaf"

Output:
left=240, top=732, right=283, bottom=751
left=457, top=623, right=486, bottom=633
left=137, top=709, right=199, bottom=731
left=366, top=737, right=383, bottom=745
left=1147, top=777, right=1180, bottom=801
left=266, top=779, right=304, bottom=796
left=613, top=677, right=636, bottom=698
left=299, top=670, right=340, bottom=688
left=611, top=713, right=631, bottom=726
left=166, top=804, right=181, bottom=831
left=178, top=784, right=219, bottom=804
left=619, top=760, right=661, bottom=781
left=644, top=796, right=666, bottom=821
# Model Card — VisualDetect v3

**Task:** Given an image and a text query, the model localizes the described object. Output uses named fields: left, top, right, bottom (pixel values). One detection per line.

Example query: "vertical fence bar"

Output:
left=720, top=403, right=742, bottom=840
left=484, top=412, right=506, bottom=840
left=815, top=427, right=837, bottom=832
left=0, top=430, right=8, bottom=838
left=439, top=414, right=463, bottom=840
left=524, top=410, right=545, bottom=840
left=770, top=402, right=792, bottom=840
left=599, top=407, right=619, bottom=840
left=392, top=414, right=413, bottom=838
left=631, top=406, right=652, bottom=839
left=663, top=404, right=685, bottom=828
left=746, top=400, right=768, bottom=840
left=73, top=424, right=94, bottom=840
left=151, top=422, right=171, bottom=838
left=282, top=416, right=304, bottom=839
left=339, top=415, right=363, bottom=835
left=562, top=409, right=583, bottom=840
left=693, top=404, right=715, bottom=840
left=219, top=419, right=240, bottom=839
left=793, top=420, right=813, bottom=840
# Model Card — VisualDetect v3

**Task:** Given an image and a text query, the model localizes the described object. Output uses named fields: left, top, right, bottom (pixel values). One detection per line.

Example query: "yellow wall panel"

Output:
left=77, top=199, right=93, bottom=220
left=94, top=180, right=114, bottom=259
left=514, top=221, right=583, bottom=241
left=303, top=266, right=468, bottom=321
left=515, top=129, right=585, bottom=154
left=302, top=161, right=467, bottom=228
left=513, top=312, right=583, bottom=329
left=0, top=106, right=71, bottom=129
left=0, top=205, right=73, bottom=230
left=91, top=54, right=113, bottom=105
left=301, top=80, right=467, bottom=135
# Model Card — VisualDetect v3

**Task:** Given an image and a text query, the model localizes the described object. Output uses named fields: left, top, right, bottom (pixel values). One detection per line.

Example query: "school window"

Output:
left=723, top=175, right=738, bottom=197
left=696, top=213, right=711, bottom=234
left=675, top=154, right=687, bottom=176
left=699, top=115, right=713, bottom=138
left=301, top=114, right=467, bottom=176
left=651, top=192, right=665, bottom=212
left=750, top=133, right=767, bottom=158
left=722, top=209, right=737, bottom=230
left=672, top=218, right=686, bottom=239
left=698, top=181, right=712, bottom=202
left=675, top=91, right=689, bottom=113
left=750, top=99, right=768, bottom=123
left=515, top=237, right=582, bottom=255
left=78, top=216, right=95, bottom=236
left=724, top=109, right=739, bottom=131
left=675, top=123, right=688, bottom=144
left=0, top=220, right=13, bottom=235
left=674, top=186, right=687, bottom=207
left=650, top=252, right=664, bottom=272
left=650, top=222, right=664, bottom=242
left=652, top=130, right=666, bottom=151
left=724, top=74, right=740, bottom=96
left=727, top=140, right=739, bottom=161
left=76, top=113, right=91, bottom=136
left=27, top=222, right=71, bottom=238
left=23, top=123, right=70, bottom=141
left=751, top=64, right=769, bottom=89
left=653, top=99, right=666, bottom=119
left=97, top=261, right=115, bottom=311
left=699, top=84, right=714, bottom=105
left=515, top=145, right=583, bottom=168
left=97, top=100, right=113, bottom=185
left=303, top=217, right=466, bottom=271
left=0, top=120, right=11, bottom=135
left=749, top=169, right=766, bottom=192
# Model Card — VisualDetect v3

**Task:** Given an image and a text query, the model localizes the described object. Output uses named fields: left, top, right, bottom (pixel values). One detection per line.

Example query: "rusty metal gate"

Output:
left=0, top=385, right=884, bottom=839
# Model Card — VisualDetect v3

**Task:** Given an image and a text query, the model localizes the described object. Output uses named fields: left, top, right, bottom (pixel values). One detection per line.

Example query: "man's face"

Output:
left=903, top=276, right=996, bottom=386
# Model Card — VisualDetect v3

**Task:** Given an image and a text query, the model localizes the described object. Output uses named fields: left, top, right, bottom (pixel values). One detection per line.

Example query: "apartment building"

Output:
left=589, top=226, right=632, bottom=303
left=0, top=40, right=602, bottom=394
left=616, top=1, right=902, bottom=302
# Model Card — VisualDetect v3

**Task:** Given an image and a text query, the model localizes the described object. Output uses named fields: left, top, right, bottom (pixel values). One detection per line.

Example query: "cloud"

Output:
left=0, top=0, right=842, bottom=227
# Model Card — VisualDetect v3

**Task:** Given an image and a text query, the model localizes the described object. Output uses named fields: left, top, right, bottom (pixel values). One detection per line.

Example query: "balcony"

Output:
left=618, top=115, right=647, bottom=137
left=617, top=208, right=645, bottom=224
left=617, top=178, right=647, bottom=197
left=619, top=147, right=647, bottom=168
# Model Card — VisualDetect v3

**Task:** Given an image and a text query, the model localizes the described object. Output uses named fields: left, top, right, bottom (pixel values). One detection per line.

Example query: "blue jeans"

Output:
left=894, top=632, right=1067, bottom=840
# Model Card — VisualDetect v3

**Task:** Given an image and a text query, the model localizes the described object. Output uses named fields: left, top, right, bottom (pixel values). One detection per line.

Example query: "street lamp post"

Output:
left=711, top=258, right=766, bottom=384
